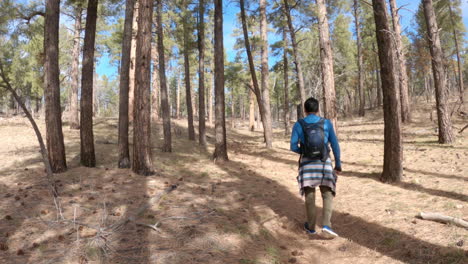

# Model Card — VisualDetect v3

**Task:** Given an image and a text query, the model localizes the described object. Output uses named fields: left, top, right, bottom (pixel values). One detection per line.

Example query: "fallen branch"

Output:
left=417, top=212, right=468, bottom=229
left=459, top=124, right=468, bottom=134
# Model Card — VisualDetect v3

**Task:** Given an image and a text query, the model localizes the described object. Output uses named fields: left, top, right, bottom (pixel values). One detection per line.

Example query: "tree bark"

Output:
left=156, top=0, right=172, bottom=152
left=212, top=0, right=228, bottom=161
left=198, top=0, right=207, bottom=146
left=353, top=0, right=365, bottom=117
left=389, top=0, right=411, bottom=123
left=423, top=0, right=454, bottom=144
left=117, top=0, right=135, bottom=168
left=372, top=0, right=402, bottom=182
left=283, top=27, right=290, bottom=135
left=316, top=0, right=337, bottom=129
left=260, top=0, right=273, bottom=148
left=128, top=0, right=138, bottom=123
left=44, top=0, right=67, bottom=173
left=70, top=6, right=82, bottom=129
left=282, top=0, right=306, bottom=111
left=239, top=0, right=272, bottom=148
left=132, top=0, right=154, bottom=175
left=448, top=1, right=464, bottom=107
left=80, top=0, right=98, bottom=167
left=183, top=16, right=195, bottom=141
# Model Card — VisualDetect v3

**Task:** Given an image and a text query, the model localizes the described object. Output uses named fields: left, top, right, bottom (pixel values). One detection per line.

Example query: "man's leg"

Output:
left=319, top=186, right=333, bottom=227
left=304, top=187, right=317, bottom=230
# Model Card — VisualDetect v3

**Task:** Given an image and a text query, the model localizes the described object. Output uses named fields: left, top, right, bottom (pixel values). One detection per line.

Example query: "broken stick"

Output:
left=417, top=212, right=468, bottom=229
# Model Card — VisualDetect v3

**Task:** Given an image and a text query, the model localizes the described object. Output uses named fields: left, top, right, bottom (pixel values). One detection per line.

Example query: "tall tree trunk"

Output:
left=389, top=0, right=411, bottom=123
left=373, top=43, right=382, bottom=107
left=118, top=0, right=134, bottom=168
left=183, top=19, right=195, bottom=141
left=133, top=0, right=154, bottom=175
left=282, top=0, right=306, bottom=112
left=44, top=0, right=67, bottom=172
left=208, top=71, right=213, bottom=125
left=212, top=0, right=228, bottom=161
left=129, top=0, right=138, bottom=123
left=176, top=75, right=180, bottom=119
left=239, top=0, right=271, bottom=148
left=422, top=0, right=454, bottom=144
left=70, top=6, right=82, bottom=129
left=156, top=0, right=172, bottom=152
left=198, top=0, right=207, bottom=146
left=260, top=0, right=273, bottom=148
left=283, top=27, right=290, bottom=135
left=151, top=43, right=160, bottom=122
left=372, top=0, right=402, bottom=182
left=249, top=84, right=255, bottom=131
left=353, top=0, right=365, bottom=117
left=316, top=0, right=337, bottom=129
left=448, top=1, right=464, bottom=106
left=80, top=0, right=98, bottom=167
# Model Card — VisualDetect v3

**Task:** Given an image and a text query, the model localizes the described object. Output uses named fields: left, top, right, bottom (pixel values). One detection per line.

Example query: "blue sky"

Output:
left=96, top=0, right=468, bottom=79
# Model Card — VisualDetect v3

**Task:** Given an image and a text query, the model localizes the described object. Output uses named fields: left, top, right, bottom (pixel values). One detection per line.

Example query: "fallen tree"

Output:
left=417, top=212, right=468, bottom=229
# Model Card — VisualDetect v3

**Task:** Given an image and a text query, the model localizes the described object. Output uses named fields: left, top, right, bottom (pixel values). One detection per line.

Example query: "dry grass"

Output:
left=0, top=101, right=467, bottom=264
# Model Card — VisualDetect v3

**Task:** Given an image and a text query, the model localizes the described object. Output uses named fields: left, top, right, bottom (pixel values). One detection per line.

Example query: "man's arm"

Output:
left=327, top=120, right=341, bottom=171
left=290, top=122, right=302, bottom=154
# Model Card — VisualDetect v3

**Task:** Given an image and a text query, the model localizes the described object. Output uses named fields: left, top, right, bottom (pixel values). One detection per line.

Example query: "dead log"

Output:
left=417, top=212, right=468, bottom=229
left=458, top=124, right=468, bottom=134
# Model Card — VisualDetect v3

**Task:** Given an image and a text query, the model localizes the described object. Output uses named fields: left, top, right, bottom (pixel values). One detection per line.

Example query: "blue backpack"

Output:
left=298, top=118, right=329, bottom=162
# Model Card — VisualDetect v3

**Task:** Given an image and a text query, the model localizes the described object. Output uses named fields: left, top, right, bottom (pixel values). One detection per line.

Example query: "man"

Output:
left=290, top=97, right=341, bottom=238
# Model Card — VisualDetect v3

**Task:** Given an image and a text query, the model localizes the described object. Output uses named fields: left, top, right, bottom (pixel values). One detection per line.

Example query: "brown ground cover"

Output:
left=0, top=103, right=467, bottom=264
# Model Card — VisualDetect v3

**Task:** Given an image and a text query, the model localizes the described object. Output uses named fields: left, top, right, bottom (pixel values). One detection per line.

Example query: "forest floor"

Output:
left=0, top=102, right=467, bottom=264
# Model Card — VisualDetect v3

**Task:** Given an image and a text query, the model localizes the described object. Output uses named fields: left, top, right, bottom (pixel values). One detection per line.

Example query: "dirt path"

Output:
left=0, top=105, right=467, bottom=264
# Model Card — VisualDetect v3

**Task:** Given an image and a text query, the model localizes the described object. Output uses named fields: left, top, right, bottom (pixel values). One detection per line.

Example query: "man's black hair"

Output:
left=304, top=97, right=319, bottom=113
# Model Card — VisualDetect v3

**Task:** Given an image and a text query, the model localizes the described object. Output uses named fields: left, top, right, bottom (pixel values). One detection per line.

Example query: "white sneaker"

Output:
left=321, top=225, right=338, bottom=238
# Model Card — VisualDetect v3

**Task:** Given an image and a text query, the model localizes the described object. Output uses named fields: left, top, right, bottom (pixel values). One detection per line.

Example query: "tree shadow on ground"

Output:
left=346, top=161, right=467, bottom=182
left=344, top=170, right=468, bottom=203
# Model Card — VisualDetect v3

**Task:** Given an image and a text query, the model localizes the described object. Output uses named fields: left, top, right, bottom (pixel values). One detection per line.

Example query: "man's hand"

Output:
left=334, top=167, right=342, bottom=175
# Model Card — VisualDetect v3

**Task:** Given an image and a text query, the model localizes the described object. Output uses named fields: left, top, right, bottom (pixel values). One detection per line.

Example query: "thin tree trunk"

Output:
left=70, top=6, right=82, bottom=129
left=151, top=42, right=160, bottom=122
left=118, top=0, right=134, bottom=168
left=213, top=0, right=228, bottom=161
left=389, top=0, right=411, bottom=123
left=423, top=0, right=454, bottom=144
left=353, top=0, right=365, bottom=116
left=283, top=0, right=306, bottom=112
left=316, top=0, right=337, bottom=129
left=448, top=1, right=464, bottom=106
left=129, top=0, right=138, bottom=123
left=208, top=71, right=213, bottom=125
left=176, top=75, right=180, bottom=119
left=183, top=18, right=195, bottom=141
left=156, top=0, right=172, bottom=152
left=260, top=0, right=273, bottom=148
left=44, top=0, right=67, bottom=173
left=239, top=0, right=271, bottom=147
left=373, top=43, right=382, bottom=107
left=283, top=27, right=290, bottom=135
left=0, top=63, right=59, bottom=198
left=80, top=0, right=98, bottom=167
left=372, top=0, right=402, bottom=182
left=249, top=84, right=255, bottom=131
left=198, top=0, right=207, bottom=146
left=133, top=0, right=154, bottom=175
